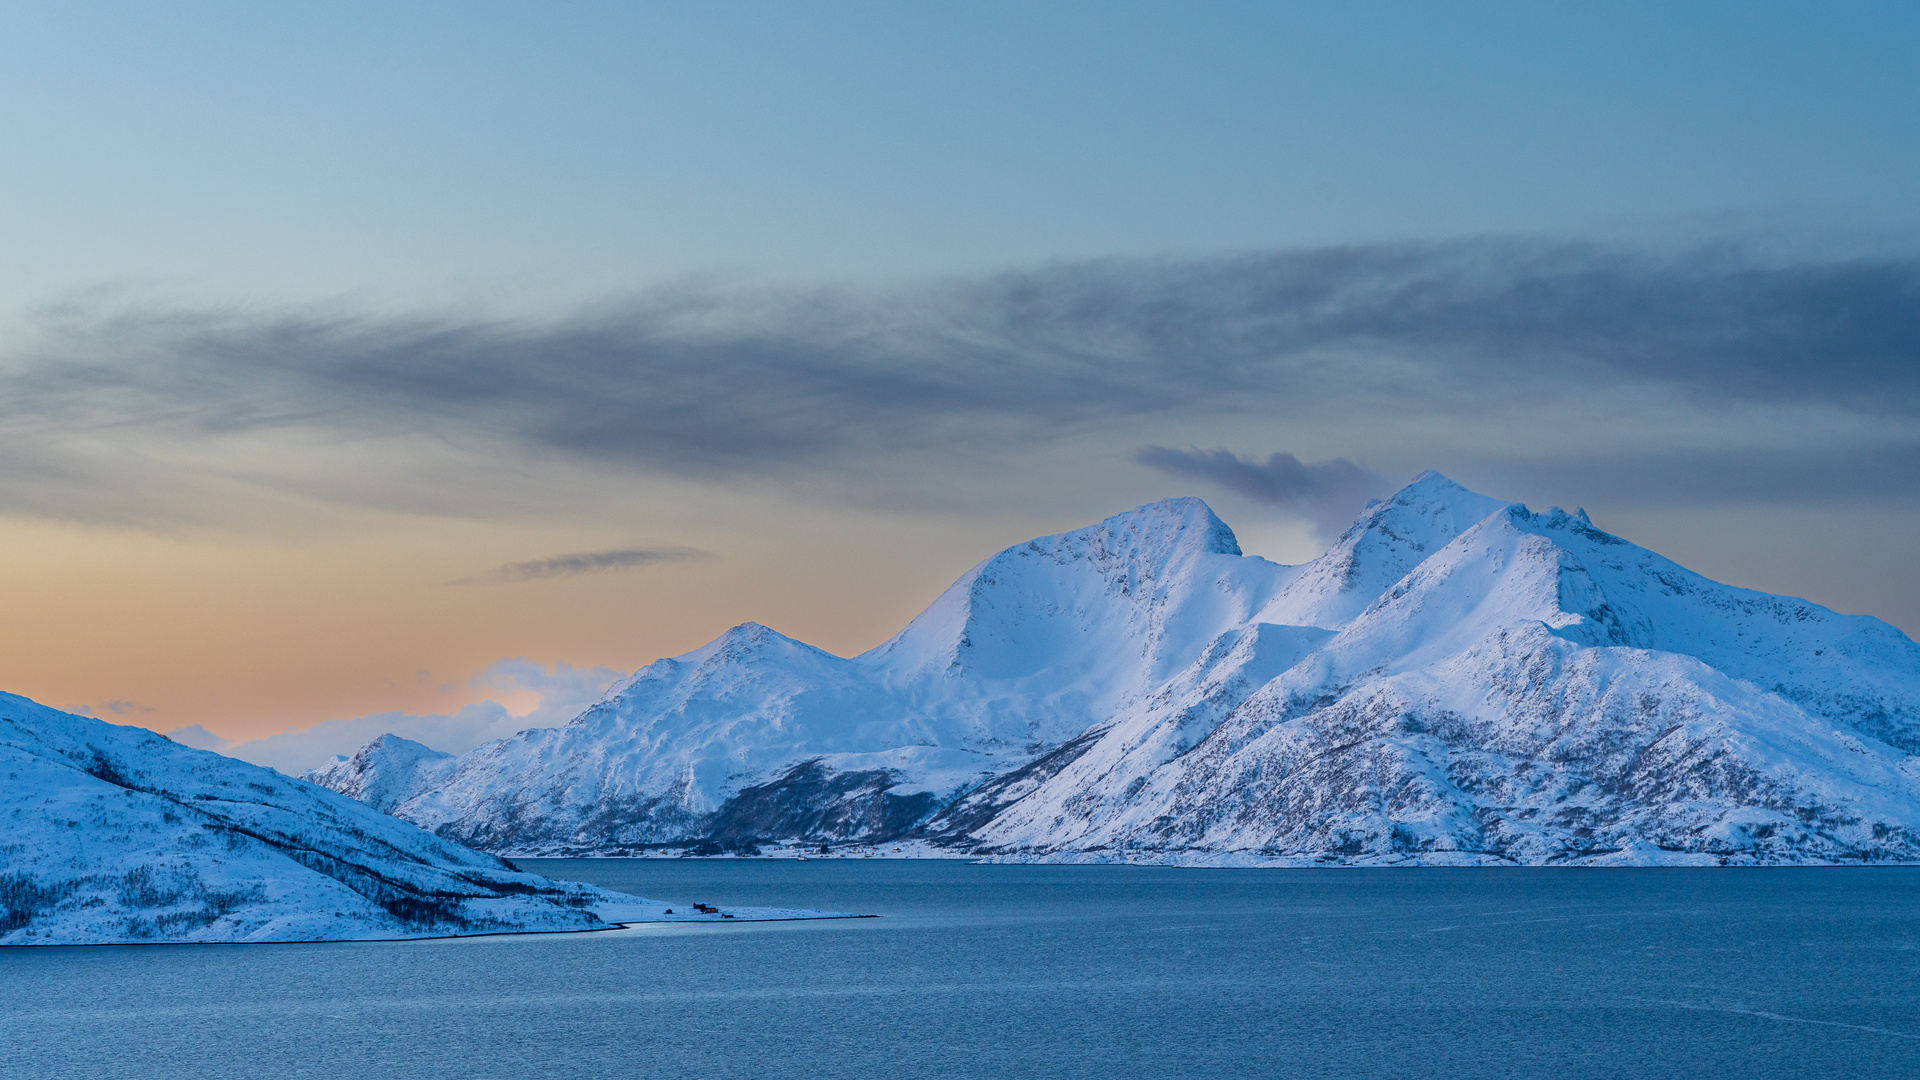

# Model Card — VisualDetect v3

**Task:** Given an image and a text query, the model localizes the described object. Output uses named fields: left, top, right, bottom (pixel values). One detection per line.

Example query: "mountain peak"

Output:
left=1394, top=469, right=1490, bottom=507
left=1361, top=471, right=1511, bottom=532
left=664, top=621, right=850, bottom=677
left=1088, top=496, right=1241, bottom=558
left=359, top=733, right=453, bottom=762
left=1252, top=471, right=1513, bottom=629
left=858, top=494, right=1265, bottom=687
left=692, top=620, right=827, bottom=652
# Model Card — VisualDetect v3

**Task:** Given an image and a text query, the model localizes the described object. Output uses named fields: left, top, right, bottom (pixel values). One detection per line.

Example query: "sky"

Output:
left=1, top=2, right=1916, bottom=766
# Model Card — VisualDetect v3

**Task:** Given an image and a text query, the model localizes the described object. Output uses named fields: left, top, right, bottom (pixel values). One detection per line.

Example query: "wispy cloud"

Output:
left=4, top=236, right=1916, bottom=524
left=446, top=545, right=709, bottom=586
left=71, top=700, right=155, bottom=717
left=1136, top=449, right=1387, bottom=538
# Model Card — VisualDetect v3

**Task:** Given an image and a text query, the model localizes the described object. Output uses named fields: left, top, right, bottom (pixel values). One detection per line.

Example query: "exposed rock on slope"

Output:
left=938, top=500, right=1920, bottom=864
left=0, top=697, right=844, bottom=944
left=318, top=497, right=1291, bottom=854
left=314, top=474, right=1920, bottom=865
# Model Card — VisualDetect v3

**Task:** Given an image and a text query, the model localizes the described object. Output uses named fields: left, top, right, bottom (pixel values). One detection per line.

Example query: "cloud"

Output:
left=213, top=658, right=628, bottom=774
left=4, top=236, right=1917, bottom=524
left=70, top=700, right=155, bottom=717
left=446, top=546, right=709, bottom=586
left=222, top=701, right=518, bottom=775
left=1136, top=449, right=1388, bottom=539
left=163, top=724, right=229, bottom=751
left=467, top=658, right=631, bottom=727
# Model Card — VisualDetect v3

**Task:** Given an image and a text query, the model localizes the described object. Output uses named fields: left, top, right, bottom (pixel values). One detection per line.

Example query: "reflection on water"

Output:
left=3, top=862, right=1918, bottom=1080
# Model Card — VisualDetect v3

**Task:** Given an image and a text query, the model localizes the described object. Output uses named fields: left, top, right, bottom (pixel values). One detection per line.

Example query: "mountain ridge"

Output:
left=309, top=475, right=1920, bottom=865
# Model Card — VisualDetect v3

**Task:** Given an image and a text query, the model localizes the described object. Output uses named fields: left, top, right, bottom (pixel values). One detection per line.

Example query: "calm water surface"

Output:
left=2, top=862, right=1917, bottom=1079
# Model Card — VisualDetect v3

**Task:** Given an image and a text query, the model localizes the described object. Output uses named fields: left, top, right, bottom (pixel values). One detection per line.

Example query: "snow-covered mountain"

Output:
left=318, top=496, right=1289, bottom=853
left=303, top=733, right=459, bottom=814
left=0, top=697, right=851, bottom=944
left=313, top=473, right=1920, bottom=864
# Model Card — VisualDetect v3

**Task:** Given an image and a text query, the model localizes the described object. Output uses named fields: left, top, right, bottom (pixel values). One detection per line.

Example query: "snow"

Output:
left=303, top=733, right=459, bottom=813
left=311, top=475, right=1920, bottom=865
left=315, top=498, right=1302, bottom=854
left=0, top=698, right=859, bottom=945
left=954, top=496, right=1920, bottom=864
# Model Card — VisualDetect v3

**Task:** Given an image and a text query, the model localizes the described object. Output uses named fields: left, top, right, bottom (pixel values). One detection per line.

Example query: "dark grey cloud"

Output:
left=1136, top=449, right=1388, bottom=539
left=4, top=236, right=1917, bottom=522
left=447, top=546, right=709, bottom=586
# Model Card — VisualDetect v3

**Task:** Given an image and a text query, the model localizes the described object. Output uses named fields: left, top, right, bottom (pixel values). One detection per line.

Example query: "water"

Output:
left=2, top=862, right=1917, bottom=1080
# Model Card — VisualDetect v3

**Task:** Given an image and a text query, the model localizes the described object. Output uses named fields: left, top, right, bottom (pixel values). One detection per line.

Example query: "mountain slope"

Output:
left=323, top=498, right=1300, bottom=854
left=304, top=734, right=458, bottom=814
left=0, top=697, right=848, bottom=944
left=946, top=503, right=1920, bottom=863
left=313, top=477, right=1920, bottom=865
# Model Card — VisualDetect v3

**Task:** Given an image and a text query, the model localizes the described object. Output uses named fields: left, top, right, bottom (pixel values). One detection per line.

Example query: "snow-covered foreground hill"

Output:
left=313, top=473, right=1920, bottom=865
left=0, top=698, right=856, bottom=945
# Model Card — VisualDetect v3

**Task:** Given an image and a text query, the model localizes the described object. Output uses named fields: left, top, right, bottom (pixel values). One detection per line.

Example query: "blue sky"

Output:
left=3, top=2, right=1915, bottom=304
left=0, top=2, right=1917, bottom=746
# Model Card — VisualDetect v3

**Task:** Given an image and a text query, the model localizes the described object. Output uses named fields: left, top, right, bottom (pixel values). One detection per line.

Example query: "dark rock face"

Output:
left=432, top=793, right=707, bottom=856
left=916, top=726, right=1111, bottom=843
left=425, top=760, right=943, bottom=855
left=706, top=761, right=940, bottom=844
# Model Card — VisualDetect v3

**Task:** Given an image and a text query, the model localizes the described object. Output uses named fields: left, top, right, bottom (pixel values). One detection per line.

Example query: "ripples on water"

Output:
left=3, top=862, right=1916, bottom=1079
